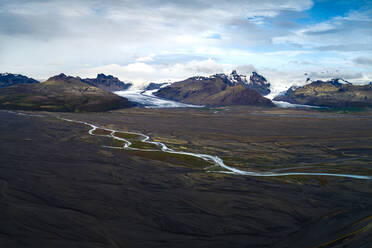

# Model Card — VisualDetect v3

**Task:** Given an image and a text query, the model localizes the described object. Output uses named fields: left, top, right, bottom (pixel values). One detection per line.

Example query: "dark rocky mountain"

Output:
left=82, top=73, right=132, bottom=92
left=206, top=70, right=271, bottom=95
left=247, top=71, right=271, bottom=95
left=144, top=82, right=168, bottom=91
left=0, top=73, right=39, bottom=88
left=0, top=73, right=132, bottom=112
left=154, top=72, right=274, bottom=107
left=274, top=78, right=372, bottom=108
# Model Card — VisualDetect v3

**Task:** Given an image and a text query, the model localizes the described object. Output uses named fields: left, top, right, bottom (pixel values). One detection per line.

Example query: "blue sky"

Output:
left=307, top=0, right=370, bottom=22
left=0, top=0, right=371, bottom=91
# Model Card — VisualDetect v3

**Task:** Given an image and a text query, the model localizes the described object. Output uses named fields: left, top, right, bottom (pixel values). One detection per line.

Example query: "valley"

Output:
left=1, top=107, right=371, bottom=247
left=2, top=0, right=372, bottom=247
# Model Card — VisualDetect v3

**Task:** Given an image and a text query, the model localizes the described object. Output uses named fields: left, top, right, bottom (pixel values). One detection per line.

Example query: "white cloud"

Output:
left=78, top=59, right=230, bottom=85
left=125, top=63, right=155, bottom=73
left=1, top=0, right=372, bottom=89
left=135, top=54, right=156, bottom=62
left=234, top=64, right=257, bottom=75
left=77, top=58, right=371, bottom=96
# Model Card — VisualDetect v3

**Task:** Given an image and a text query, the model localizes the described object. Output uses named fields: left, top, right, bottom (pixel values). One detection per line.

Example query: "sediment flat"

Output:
left=0, top=107, right=371, bottom=247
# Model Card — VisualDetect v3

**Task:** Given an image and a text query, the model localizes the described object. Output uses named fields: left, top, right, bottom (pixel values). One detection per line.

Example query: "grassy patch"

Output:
left=109, top=138, right=125, bottom=148
left=127, top=150, right=212, bottom=168
left=130, top=140, right=159, bottom=150
left=315, top=107, right=371, bottom=113
left=152, top=137, right=188, bottom=145
left=114, top=132, right=142, bottom=140
left=92, top=128, right=112, bottom=136
left=272, top=175, right=329, bottom=186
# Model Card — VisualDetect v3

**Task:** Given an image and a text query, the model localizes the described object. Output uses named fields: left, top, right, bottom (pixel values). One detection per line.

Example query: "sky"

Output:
left=0, top=0, right=371, bottom=92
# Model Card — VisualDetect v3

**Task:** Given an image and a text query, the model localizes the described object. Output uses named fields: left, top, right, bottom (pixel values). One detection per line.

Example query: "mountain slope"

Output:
left=274, top=79, right=372, bottom=108
left=82, top=73, right=132, bottom=92
left=0, top=73, right=132, bottom=112
left=154, top=74, right=273, bottom=107
left=0, top=73, right=39, bottom=88
left=144, top=82, right=169, bottom=91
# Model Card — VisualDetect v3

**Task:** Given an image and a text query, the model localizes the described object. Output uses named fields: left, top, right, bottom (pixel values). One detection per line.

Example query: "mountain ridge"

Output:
left=82, top=73, right=132, bottom=92
left=0, top=73, right=132, bottom=112
left=154, top=71, right=273, bottom=107
left=274, top=78, right=372, bottom=108
left=0, top=73, right=39, bottom=88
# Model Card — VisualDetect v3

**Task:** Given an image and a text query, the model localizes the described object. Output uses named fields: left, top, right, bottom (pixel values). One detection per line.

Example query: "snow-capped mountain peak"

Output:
left=227, top=70, right=248, bottom=84
left=331, top=78, right=352, bottom=85
left=305, top=77, right=352, bottom=86
left=1, top=73, right=22, bottom=77
left=190, top=71, right=271, bottom=95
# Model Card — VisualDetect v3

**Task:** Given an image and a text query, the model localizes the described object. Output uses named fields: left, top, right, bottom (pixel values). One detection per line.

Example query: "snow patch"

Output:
left=272, top=101, right=322, bottom=109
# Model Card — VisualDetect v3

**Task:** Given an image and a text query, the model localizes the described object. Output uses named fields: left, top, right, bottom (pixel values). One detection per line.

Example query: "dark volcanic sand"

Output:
left=0, top=107, right=371, bottom=248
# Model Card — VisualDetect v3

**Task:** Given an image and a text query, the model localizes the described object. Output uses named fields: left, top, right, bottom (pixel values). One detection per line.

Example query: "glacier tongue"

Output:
left=115, top=89, right=203, bottom=108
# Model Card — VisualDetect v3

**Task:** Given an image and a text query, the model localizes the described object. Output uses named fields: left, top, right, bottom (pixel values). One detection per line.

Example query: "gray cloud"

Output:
left=147, top=54, right=211, bottom=65
left=0, top=0, right=313, bottom=64
left=304, top=28, right=341, bottom=36
left=0, top=0, right=313, bottom=40
left=234, top=64, right=257, bottom=75
left=316, top=44, right=372, bottom=52
left=307, top=71, right=364, bottom=80
left=353, top=57, right=372, bottom=66
left=289, top=60, right=314, bottom=65
left=0, top=11, right=67, bottom=38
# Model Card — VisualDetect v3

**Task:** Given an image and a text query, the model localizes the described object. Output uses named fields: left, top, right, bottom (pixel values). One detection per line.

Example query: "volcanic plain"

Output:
left=0, top=106, right=371, bottom=248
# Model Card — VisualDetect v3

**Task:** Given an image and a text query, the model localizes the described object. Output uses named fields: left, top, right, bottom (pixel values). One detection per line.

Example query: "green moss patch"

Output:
left=127, top=150, right=211, bottom=169
left=130, top=141, right=159, bottom=150
left=114, top=132, right=142, bottom=140
left=109, top=138, right=125, bottom=148
left=92, top=128, right=112, bottom=136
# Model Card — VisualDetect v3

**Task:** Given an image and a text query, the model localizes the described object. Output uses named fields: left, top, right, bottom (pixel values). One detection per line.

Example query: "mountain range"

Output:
left=0, top=73, right=132, bottom=92
left=2, top=71, right=372, bottom=111
left=0, top=73, right=132, bottom=112
left=82, top=73, right=132, bottom=92
left=154, top=71, right=273, bottom=107
left=0, top=73, right=39, bottom=88
left=274, top=78, right=372, bottom=108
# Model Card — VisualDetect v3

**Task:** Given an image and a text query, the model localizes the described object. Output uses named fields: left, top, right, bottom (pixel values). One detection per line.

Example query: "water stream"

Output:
left=60, top=117, right=372, bottom=180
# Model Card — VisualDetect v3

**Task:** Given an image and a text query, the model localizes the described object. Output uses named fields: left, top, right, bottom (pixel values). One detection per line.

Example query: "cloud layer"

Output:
left=0, top=0, right=371, bottom=90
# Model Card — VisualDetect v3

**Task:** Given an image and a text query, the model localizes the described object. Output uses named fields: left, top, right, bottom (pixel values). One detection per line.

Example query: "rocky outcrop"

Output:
left=274, top=79, right=372, bottom=108
left=0, top=73, right=132, bottom=112
left=0, top=73, right=39, bottom=88
left=248, top=71, right=271, bottom=95
left=144, top=82, right=168, bottom=91
left=83, top=74, right=132, bottom=92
